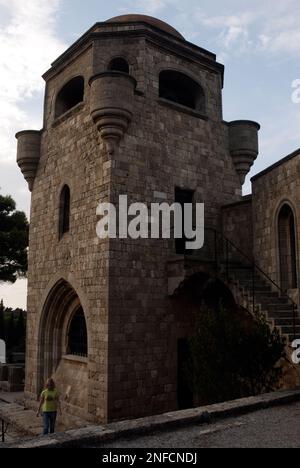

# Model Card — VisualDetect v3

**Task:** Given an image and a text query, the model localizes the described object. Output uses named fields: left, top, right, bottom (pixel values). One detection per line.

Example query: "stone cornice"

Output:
left=42, top=22, right=224, bottom=84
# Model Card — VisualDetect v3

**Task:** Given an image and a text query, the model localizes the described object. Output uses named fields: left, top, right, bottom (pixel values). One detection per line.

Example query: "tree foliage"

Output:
left=187, top=306, right=287, bottom=406
left=0, top=299, right=26, bottom=353
left=0, top=194, right=29, bottom=283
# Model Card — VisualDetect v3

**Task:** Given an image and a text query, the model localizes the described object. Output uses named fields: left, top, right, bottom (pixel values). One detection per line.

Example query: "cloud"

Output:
left=0, top=279, right=27, bottom=310
left=119, top=0, right=300, bottom=59
left=195, top=10, right=256, bottom=55
left=243, top=104, right=300, bottom=195
left=0, top=0, right=66, bottom=166
left=119, top=0, right=179, bottom=15
left=142, top=0, right=170, bottom=14
left=0, top=0, right=66, bottom=309
left=194, top=0, right=300, bottom=59
left=255, top=1, right=300, bottom=56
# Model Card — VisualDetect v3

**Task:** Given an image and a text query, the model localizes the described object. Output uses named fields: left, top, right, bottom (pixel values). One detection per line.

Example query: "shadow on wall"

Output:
left=173, top=272, right=237, bottom=311
left=171, top=272, right=285, bottom=409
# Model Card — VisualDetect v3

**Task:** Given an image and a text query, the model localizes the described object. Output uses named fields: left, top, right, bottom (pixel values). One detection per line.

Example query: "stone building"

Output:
left=16, top=14, right=299, bottom=424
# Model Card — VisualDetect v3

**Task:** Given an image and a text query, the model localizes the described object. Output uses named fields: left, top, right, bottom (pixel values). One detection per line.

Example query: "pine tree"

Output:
left=0, top=194, right=29, bottom=283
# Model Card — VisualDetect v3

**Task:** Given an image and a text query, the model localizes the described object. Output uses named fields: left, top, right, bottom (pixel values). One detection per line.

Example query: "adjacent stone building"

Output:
left=16, top=14, right=300, bottom=424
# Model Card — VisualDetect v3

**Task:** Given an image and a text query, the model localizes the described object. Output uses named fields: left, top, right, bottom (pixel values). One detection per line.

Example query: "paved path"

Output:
left=95, top=402, right=300, bottom=448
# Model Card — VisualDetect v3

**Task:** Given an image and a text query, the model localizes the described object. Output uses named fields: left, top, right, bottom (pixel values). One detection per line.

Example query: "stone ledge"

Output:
left=52, top=102, right=85, bottom=127
left=62, top=355, right=88, bottom=365
left=6, top=389, right=300, bottom=448
left=157, top=98, right=208, bottom=120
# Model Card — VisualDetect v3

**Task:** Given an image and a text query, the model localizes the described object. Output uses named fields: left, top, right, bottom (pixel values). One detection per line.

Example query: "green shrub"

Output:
left=187, top=306, right=286, bottom=405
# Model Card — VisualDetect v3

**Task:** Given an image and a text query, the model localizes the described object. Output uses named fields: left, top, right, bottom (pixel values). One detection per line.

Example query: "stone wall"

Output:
left=24, top=45, right=110, bottom=423
left=103, top=37, right=242, bottom=421
left=252, top=151, right=300, bottom=289
left=22, top=20, right=248, bottom=424
left=222, top=196, right=253, bottom=259
left=54, top=357, right=88, bottom=420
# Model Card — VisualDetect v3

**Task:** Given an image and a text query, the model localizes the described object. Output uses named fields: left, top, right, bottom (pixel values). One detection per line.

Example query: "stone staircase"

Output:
left=229, top=266, right=299, bottom=344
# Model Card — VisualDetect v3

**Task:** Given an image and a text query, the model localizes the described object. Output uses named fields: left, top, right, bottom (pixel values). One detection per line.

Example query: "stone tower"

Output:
left=16, top=15, right=259, bottom=424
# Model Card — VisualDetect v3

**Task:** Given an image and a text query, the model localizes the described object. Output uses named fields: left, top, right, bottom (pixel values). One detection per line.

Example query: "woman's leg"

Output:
left=49, top=412, right=57, bottom=434
left=43, top=413, right=50, bottom=435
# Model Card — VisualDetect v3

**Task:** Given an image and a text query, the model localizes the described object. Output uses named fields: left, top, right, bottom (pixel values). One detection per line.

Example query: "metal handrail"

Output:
left=207, top=228, right=297, bottom=340
left=207, top=228, right=297, bottom=306
left=172, top=226, right=298, bottom=340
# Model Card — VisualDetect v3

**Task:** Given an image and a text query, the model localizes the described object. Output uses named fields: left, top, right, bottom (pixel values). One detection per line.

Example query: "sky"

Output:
left=1, top=0, right=300, bottom=308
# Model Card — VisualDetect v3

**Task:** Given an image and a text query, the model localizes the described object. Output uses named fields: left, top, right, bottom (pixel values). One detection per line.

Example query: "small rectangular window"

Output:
left=175, top=188, right=194, bottom=255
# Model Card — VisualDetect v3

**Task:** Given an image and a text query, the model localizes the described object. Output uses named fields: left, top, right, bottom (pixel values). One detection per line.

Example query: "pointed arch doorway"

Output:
left=278, top=204, right=298, bottom=291
left=37, top=280, right=89, bottom=415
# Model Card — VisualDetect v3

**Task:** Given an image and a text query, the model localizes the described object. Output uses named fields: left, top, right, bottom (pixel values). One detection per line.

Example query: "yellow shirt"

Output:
left=42, top=389, right=59, bottom=413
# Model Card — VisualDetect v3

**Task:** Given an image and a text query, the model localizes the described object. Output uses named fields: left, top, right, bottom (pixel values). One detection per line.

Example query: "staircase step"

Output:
left=239, top=282, right=272, bottom=292
left=273, top=318, right=300, bottom=327
left=254, top=286, right=273, bottom=291
left=254, top=289, right=280, bottom=300
left=230, top=271, right=260, bottom=279
left=233, top=274, right=264, bottom=283
left=281, top=325, right=300, bottom=334
left=268, top=311, right=299, bottom=319
left=288, top=334, right=300, bottom=342
left=255, top=293, right=293, bottom=308
left=261, top=304, right=294, bottom=312
left=254, top=289, right=276, bottom=295
left=259, top=298, right=292, bottom=307
left=229, top=264, right=299, bottom=344
left=232, top=272, right=290, bottom=295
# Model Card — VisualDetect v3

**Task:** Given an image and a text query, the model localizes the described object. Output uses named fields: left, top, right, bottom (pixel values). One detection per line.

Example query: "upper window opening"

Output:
left=108, top=57, right=129, bottom=74
left=59, top=185, right=70, bottom=239
left=67, top=307, right=88, bottom=357
left=55, top=76, right=84, bottom=118
left=159, top=70, right=205, bottom=112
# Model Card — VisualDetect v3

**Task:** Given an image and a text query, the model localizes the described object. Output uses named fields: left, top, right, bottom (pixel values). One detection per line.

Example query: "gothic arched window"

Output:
left=67, top=308, right=88, bottom=357
left=159, top=70, right=205, bottom=112
left=59, top=185, right=70, bottom=239
left=55, top=76, right=84, bottom=118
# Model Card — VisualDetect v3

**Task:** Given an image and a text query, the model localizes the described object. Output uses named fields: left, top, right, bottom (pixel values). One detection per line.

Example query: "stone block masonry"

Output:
left=16, top=14, right=262, bottom=425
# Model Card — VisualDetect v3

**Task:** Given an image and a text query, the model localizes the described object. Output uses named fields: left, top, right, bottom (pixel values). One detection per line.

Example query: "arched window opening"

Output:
left=55, top=76, right=84, bottom=118
left=159, top=70, right=205, bottom=112
left=59, top=185, right=70, bottom=239
left=67, top=307, right=88, bottom=357
left=278, top=204, right=297, bottom=291
left=108, top=57, right=129, bottom=74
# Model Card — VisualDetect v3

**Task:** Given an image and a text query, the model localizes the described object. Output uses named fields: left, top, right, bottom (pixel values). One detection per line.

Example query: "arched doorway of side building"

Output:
left=278, top=204, right=298, bottom=292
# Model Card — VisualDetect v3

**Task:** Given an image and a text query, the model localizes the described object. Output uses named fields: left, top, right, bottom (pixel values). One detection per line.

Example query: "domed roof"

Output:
left=106, top=14, right=184, bottom=40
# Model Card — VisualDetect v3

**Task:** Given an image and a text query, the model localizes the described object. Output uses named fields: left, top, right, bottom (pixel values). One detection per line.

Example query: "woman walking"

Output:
left=37, top=378, right=62, bottom=435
